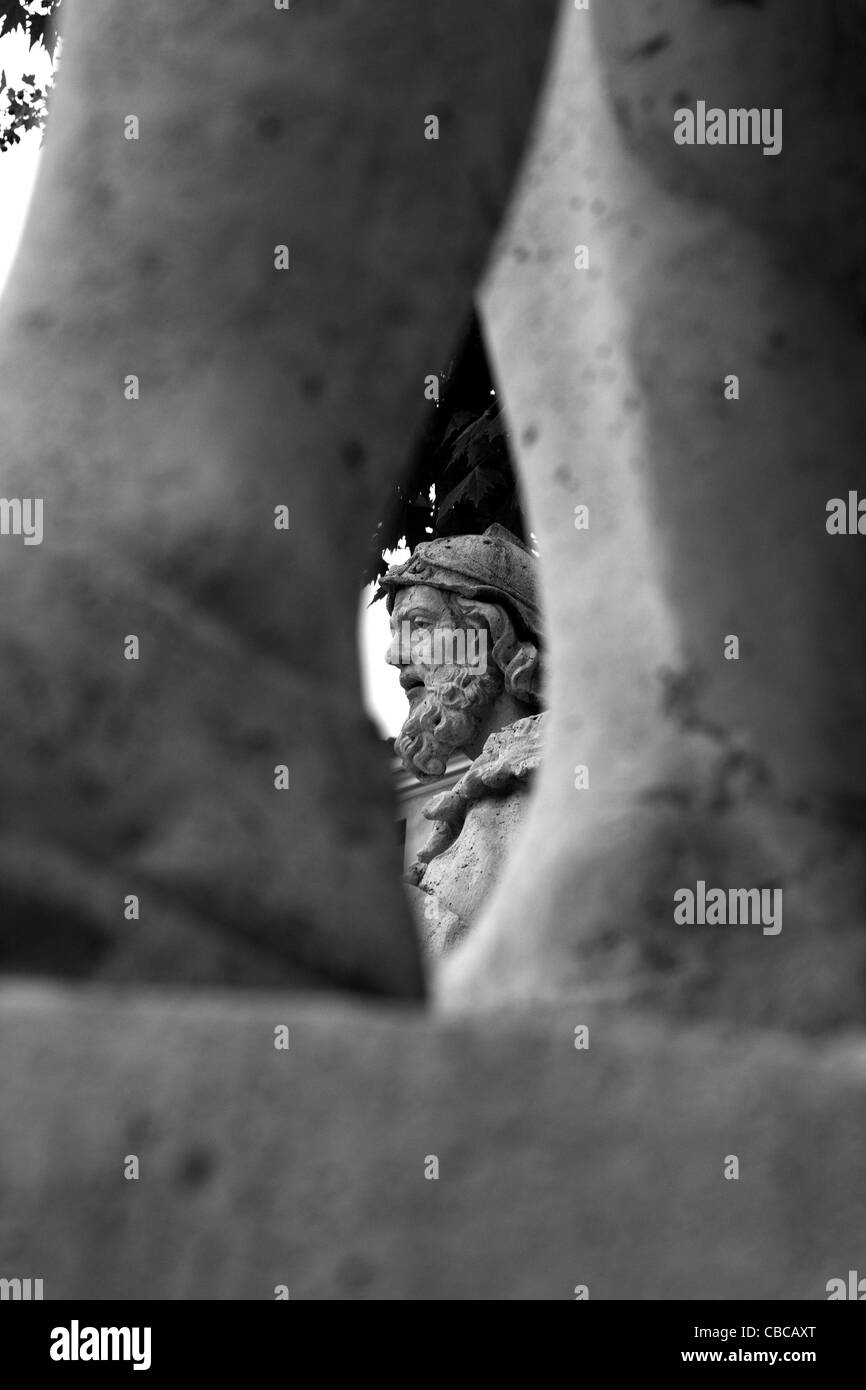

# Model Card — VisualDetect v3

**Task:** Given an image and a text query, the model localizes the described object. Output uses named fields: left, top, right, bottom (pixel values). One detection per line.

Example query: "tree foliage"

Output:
left=364, top=315, right=525, bottom=585
left=0, top=0, right=61, bottom=153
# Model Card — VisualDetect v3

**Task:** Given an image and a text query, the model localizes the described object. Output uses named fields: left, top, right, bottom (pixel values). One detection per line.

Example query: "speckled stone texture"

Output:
left=442, top=0, right=866, bottom=1027
left=414, top=713, right=546, bottom=947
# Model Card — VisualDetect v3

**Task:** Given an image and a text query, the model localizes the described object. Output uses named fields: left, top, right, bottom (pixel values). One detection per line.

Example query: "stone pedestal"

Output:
left=1, top=985, right=863, bottom=1300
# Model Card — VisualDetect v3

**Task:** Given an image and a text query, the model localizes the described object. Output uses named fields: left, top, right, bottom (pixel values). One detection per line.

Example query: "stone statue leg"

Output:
left=441, top=1, right=866, bottom=1029
left=0, top=0, right=558, bottom=993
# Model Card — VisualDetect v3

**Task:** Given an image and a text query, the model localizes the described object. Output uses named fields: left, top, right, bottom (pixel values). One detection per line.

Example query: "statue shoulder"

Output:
left=407, top=710, right=548, bottom=884
left=475, top=709, right=548, bottom=781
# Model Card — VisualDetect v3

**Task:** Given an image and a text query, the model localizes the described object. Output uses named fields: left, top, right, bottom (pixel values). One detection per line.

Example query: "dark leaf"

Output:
left=27, top=10, right=49, bottom=48
left=437, top=465, right=500, bottom=519
left=483, top=404, right=507, bottom=439
left=441, top=410, right=474, bottom=446
left=0, top=3, right=29, bottom=41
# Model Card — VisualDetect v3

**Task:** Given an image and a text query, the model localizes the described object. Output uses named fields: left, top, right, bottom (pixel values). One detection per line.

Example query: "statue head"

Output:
left=377, top=525, right=543, bottom=780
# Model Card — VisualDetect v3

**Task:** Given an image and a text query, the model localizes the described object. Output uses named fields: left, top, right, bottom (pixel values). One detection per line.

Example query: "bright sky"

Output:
left=359, top=552, right=410, bottom=739
left=0, top=31, right=49, bottom=297
left=0, top=27, right=404, bottom=739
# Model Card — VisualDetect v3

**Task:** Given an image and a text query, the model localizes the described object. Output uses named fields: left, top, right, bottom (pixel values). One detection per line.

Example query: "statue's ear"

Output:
left=502, top=641, right=543, bottom=704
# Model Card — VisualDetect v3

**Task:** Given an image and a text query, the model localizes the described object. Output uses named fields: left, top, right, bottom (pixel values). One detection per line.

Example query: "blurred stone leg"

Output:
left=0, top=0, right=558, bottom=993
left=441, top=0, right=866, bottom=1028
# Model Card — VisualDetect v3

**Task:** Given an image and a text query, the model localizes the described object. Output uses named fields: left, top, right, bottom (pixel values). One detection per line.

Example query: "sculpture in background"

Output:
left=379, top=525, right=545, bottom=950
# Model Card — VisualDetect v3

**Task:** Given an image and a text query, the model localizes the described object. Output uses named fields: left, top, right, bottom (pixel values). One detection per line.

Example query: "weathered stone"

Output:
left=411, top=713, right=545, bottom=944
left=442, top=0, right=866, bottom=1026
left=0, top=0, right=559, bottom=994
left=1, top=985, right=864, bottom=1299
left=379, top=524, right=543, bottom=638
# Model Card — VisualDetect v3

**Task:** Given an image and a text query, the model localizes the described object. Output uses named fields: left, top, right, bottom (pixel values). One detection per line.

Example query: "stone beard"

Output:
left=395, top=662, right=504, bottom=781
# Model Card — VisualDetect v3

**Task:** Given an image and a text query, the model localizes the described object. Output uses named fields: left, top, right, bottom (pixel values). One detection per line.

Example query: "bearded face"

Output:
left=395, top=663, right=504, bottom=780
left=388, top=585, right=503, bottom=780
